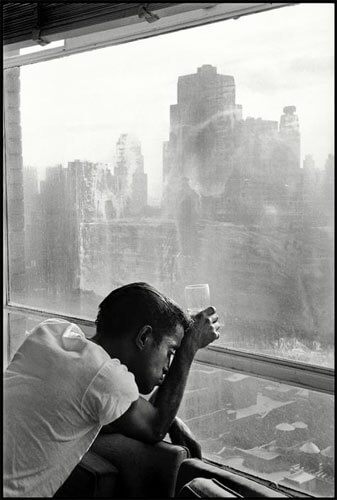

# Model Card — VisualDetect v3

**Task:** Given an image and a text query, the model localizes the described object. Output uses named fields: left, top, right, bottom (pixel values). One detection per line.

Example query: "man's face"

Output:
left=136, top=324, right=184, bottom=394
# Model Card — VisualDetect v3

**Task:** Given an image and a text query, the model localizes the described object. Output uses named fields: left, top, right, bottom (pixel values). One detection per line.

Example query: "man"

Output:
left=4, top=282, right=220, bottom=497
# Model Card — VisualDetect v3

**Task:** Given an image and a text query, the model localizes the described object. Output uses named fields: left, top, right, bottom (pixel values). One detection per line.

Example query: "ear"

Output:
left=135, top=325, right=153, bottom=350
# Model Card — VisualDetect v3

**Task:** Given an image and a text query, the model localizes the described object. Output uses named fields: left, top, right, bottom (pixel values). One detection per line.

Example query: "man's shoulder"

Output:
left=22, top=318, right=109, bottom=370
left=27, top=318, right=83, bottom=343
left=86, top=357, right=139, bottom=406
left=83, top=358, right=139, bottom=423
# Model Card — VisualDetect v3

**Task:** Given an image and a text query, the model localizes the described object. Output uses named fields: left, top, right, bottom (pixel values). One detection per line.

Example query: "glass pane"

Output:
left=5, top=3, right=334, bottom=366
left=177, top=363, right=334, bottom=498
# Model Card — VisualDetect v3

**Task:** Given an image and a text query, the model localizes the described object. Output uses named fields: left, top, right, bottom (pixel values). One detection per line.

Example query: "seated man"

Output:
left=4, top=282, right=220, bottom=497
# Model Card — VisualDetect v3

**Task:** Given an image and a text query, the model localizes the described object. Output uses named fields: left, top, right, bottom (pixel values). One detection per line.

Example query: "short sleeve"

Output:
left=81, top=359, right=139, bottom=425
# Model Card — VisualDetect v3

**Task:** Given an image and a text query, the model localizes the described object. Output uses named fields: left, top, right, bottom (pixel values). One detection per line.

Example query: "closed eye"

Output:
left=168, top=349, right=176, bottom=364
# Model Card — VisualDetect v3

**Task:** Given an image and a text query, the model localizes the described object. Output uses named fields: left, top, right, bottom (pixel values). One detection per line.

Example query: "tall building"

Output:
left=40, top=165, right=76, bottom=295
left=279, top=105, right=301, bottom=171
left=322, top=154, right=334, bottom=220
left=232, top=116, right=279, bottom=224
left=67, top=160, right=101, bottom=221
left=113, top=134, right=148, bottom=217
left=163, top=64, right=242, bottom=219
left=23, top=167, right=42, bottom=290
left=163, top=65, right=302, bottom=226
left=274, top=105, right=301, bottom=215
left=301, top=155, right=318, bottom=216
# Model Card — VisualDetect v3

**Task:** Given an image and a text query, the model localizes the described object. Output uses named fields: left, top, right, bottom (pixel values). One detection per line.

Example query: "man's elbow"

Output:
left=142, top=425, right=166, bottom=444
left=151, top=429, right=167, bottom=443
left=117, top=419, right=166, bottom=444
left=138, top=408, right=168, bottom=443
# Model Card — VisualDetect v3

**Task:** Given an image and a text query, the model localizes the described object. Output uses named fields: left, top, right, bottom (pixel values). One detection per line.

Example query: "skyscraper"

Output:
left=163, top=64, right=243, bottom=219
left=274, top=106, right=301, bottom=210
left=279, top=105, right=301, bottom=171
left=113, top=134, right=147, bottom=217
left=23, top=167, right=41, bottom=290
left=40, top=165, right=75, bottom=295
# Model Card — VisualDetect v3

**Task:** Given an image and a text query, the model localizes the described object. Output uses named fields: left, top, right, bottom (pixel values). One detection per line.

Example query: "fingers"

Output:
left=212, top=319, right=220, bottom=340
left=203, top=306, right=216, bottom=316
left=209, top=309, right=220, bottom=340
left=194, top=306, right=216, bottom=319
left=194, top=307, right=220, bottom=330
left=189, top=306, right=221, bottom=348
left=201, top=307, right=219, bottom=325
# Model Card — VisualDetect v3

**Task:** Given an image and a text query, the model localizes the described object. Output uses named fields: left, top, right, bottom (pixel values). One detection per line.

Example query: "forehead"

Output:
left=163, top=324, right=184, bottom=348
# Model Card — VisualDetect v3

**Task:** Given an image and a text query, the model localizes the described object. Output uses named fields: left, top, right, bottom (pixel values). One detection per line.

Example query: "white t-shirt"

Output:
left=3, top=318, right=139, bottom=498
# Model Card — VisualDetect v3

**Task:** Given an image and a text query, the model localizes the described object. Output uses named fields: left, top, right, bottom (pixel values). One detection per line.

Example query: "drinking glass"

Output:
left=184, top=284, right=210, bottom=315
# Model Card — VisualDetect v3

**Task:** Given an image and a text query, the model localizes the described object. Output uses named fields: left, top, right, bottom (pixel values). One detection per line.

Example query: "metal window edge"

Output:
left=3, top=3, right=295, bottom=69
left=3, top=100, right=10, bottom=369
left=203, top=457, right=315, bottom=498
left=4, top=304, right=334, bottom=395
left=194, top=345, right=334, bottom=395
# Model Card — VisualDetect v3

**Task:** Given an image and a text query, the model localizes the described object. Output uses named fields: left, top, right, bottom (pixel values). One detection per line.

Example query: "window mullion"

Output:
left=3, top=100, right=9, bottom=307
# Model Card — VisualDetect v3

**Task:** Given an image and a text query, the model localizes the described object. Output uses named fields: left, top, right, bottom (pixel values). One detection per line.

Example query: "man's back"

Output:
left=4, top=319, right=138, bottom=497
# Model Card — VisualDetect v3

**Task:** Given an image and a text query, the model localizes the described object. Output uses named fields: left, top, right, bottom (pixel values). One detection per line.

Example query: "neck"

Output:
left=91, top=335, right=132, bottom=367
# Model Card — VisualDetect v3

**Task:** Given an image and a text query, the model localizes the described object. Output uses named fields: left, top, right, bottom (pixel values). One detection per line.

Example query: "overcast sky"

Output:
left=19, top=3, right=334, bottom=205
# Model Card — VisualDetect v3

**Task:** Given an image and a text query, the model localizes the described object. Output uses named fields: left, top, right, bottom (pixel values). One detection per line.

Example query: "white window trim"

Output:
left=4, top=303, right=334, bottom=396
left=3, top=3, right=295, bottom=69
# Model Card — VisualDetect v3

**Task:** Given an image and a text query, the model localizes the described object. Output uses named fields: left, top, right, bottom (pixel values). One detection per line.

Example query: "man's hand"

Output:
left=187, top=306, right=220, bottom=351
left=168, top=416, right=202, bottom=459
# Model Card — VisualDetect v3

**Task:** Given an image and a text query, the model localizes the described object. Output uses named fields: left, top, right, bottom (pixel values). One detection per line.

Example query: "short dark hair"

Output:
left=95, top=282, right=192, bottom=342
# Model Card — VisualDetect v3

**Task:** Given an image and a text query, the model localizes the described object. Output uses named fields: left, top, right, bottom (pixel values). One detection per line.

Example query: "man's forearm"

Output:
left=149, top=335, right=197, bottom=440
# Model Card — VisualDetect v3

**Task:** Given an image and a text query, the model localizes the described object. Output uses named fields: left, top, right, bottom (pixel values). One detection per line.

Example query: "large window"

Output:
left=4, top=3, right=334, bottom=497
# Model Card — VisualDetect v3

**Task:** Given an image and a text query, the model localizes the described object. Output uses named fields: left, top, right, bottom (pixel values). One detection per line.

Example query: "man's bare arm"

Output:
left=104, top=307, right=219, bottom=443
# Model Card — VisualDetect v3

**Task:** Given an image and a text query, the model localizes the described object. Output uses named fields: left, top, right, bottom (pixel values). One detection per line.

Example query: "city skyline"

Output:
left=19, top=51, right=334, bottom=362
left=19, top=3, right=334, bottom=205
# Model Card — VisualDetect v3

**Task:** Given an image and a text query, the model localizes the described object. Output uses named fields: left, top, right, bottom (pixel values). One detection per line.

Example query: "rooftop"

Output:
left=235, top=393, right=294, bottom=420
left=284, top=470, right=316, bottom=485
left=299, top=442, right=320, bottom=454
left=236, top=446, right=280, bottom=461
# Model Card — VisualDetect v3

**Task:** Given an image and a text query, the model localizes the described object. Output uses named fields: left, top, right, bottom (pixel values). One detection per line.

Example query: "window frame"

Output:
left=3, top=1, right=334, bottom=392
left=202, top=456, right=315, bottom=498
left=3, top=3, right=295, bottom=68
left=3, top=109, right=10, bottom=370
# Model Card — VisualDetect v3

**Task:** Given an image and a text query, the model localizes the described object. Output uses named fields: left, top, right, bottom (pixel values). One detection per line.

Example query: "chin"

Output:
left=138, top=382, right=155, bottom=395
